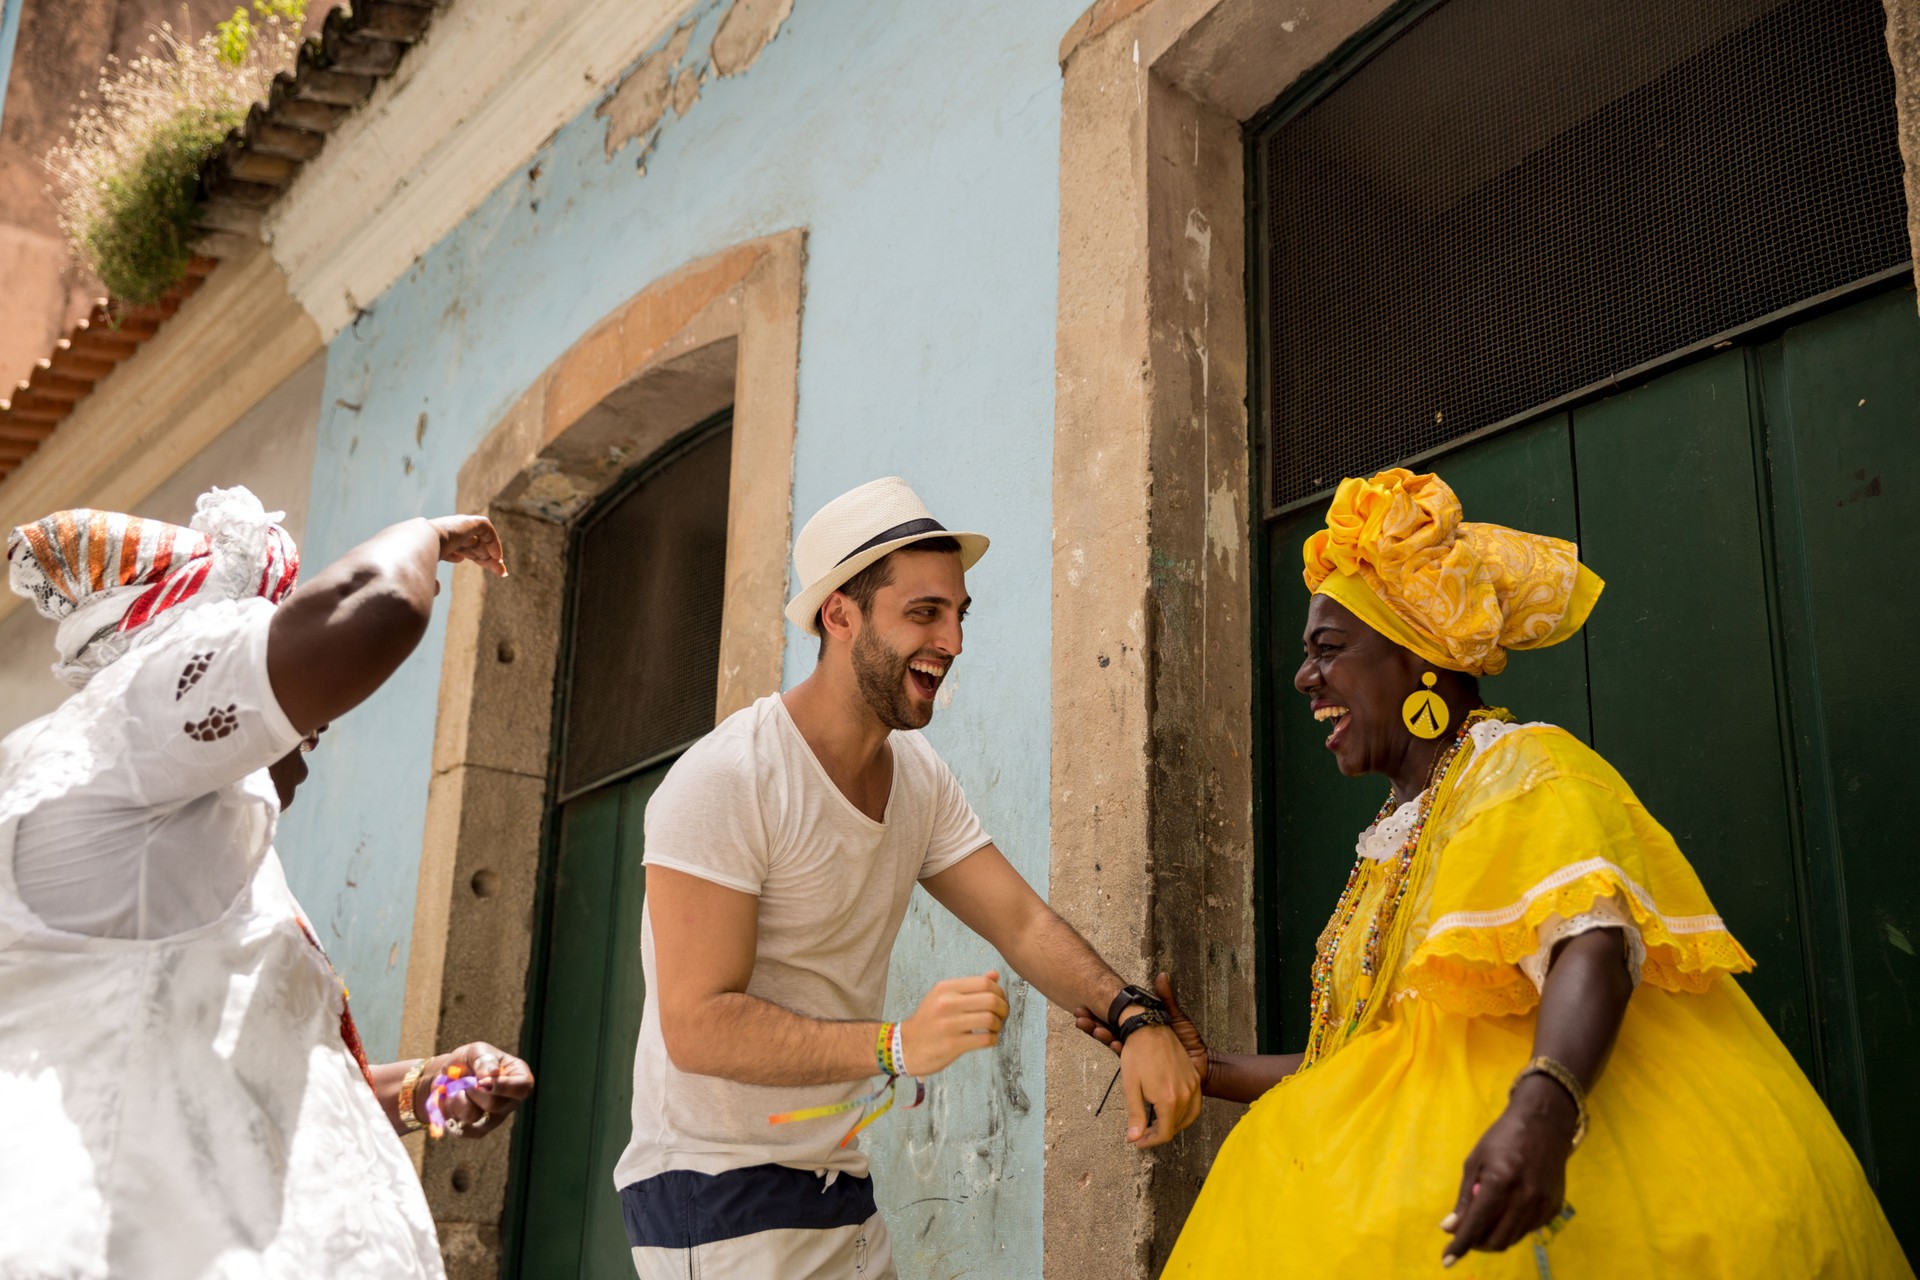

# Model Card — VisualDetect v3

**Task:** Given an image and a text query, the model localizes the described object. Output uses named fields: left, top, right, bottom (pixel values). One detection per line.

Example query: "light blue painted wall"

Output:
left=0, top=0, right=24, bottom=136
left=275, top=0, right=1079, bottom=1272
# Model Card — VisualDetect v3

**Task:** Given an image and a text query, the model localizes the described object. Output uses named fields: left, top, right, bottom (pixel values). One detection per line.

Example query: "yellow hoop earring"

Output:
left=1401, top=672, right=1449, bottom=740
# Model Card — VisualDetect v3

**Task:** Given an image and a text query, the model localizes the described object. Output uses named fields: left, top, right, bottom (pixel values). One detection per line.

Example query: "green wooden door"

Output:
left=1260, top=284, right=1919, bottom=1251
left=513, top=764, right=665, bottom=1278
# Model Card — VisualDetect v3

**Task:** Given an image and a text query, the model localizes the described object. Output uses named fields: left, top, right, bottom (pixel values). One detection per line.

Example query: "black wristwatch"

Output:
left=1107, top=983, right=1168, bottom=1036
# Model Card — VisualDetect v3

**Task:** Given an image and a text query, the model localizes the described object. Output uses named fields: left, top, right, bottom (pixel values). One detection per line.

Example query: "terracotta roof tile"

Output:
left=0, top=0, right=448, bottom=484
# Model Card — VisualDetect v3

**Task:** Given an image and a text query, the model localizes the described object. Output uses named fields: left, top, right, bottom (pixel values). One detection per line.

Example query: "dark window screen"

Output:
left=560, top=423, right=731, bottom=797
left=1257, top=0, right=1910, bottom=510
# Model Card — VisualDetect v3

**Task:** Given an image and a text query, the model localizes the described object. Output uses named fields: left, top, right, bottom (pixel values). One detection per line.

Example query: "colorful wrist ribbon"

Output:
left=1531, top=1203, right=1576, bottom=1279
left=769, top=1022, right=924, bottom=1149
left=768, top=1074, right=926, bottom=1149
left=889, top=1021, right=910, bottom=1078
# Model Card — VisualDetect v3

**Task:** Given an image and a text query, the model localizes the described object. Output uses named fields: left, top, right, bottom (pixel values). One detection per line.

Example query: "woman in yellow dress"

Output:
left=1081, top=469, right=1911, bottom=1277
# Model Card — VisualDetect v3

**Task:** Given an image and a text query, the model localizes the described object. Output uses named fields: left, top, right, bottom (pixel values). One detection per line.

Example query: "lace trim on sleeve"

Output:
left=1516, top=891, right=1645, bottom=993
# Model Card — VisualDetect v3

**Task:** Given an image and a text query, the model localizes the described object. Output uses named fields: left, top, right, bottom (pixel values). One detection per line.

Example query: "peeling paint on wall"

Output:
left=1206, top=478, right=1241, bottom=579
left=597, top=20, right=698, bottom=159
left=596, top=0, right=796, bottom=171
left=710, top=0, right=793, bottom=77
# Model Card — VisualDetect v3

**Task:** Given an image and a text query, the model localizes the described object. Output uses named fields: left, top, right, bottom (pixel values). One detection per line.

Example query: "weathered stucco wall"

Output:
left=276, top=0, right=1082, bottom=1272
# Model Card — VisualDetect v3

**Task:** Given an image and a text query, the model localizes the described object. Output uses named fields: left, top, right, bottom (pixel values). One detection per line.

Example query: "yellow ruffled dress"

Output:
left=1166, top=723, right=1911, bottom=1279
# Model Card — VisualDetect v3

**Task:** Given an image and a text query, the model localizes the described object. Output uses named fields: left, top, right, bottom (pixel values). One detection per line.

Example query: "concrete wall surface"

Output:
left=278, top=0, right=1081, bottom=1272
left=0, top=351, right=323, bottom=733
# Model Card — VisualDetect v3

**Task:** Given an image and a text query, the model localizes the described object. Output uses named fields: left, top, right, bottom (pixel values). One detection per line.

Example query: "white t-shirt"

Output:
left=614, top=693, right=991, bottom=1188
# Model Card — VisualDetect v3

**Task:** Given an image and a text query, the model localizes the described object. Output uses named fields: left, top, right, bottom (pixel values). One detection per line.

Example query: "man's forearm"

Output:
left=668, top=991, right=883, bottom=1087
left=999, top=907, right=1128, bottom=1016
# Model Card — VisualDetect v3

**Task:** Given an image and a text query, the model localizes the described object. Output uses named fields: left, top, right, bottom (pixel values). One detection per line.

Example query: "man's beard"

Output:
left=853, top=625, right=930, bottom=730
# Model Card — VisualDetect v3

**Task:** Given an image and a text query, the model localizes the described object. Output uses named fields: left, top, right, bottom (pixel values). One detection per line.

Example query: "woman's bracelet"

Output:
left=398, top=1057, right=430, bottom=1133
left=1511, top=1054, right=1588, bottom=1148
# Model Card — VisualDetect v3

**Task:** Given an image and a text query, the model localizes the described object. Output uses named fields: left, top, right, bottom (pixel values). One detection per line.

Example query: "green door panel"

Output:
left=1571, top=350, right=1816, bottom=1071
left=516, top=785, right=625, bottom=1278
left=1264, top=499, right=1388, bottom=1050
left=576, top=769, right=664, bottom=1275
left=514, top=762, right=669, bottom=1278
left=1439, top=416, right=1591, bottom=742
left=1760, top=285, right=1920, bottom=1241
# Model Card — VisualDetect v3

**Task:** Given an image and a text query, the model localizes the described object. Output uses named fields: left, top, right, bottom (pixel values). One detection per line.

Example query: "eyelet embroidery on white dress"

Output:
left=1356, top=797, right=1423, bottom=861
left=175, top=652, right=213, bottom=700
left=185, top=704, right=241, bottom=742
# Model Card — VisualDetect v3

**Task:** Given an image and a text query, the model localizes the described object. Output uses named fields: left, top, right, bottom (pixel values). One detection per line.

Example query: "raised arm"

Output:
left=649, top=866, right=1006, bottom=1086
left=266, top=515, right=504, bottom=734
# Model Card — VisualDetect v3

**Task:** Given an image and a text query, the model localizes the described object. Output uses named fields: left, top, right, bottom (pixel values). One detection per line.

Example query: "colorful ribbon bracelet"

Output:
left=1530, top=1203, right=1576, bottom=1279
left=768, top=1074, right=926, bottom=1150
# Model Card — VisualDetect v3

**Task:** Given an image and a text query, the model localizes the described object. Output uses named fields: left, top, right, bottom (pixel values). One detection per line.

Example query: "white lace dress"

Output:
left=0, top=599, right=444, bottom=1279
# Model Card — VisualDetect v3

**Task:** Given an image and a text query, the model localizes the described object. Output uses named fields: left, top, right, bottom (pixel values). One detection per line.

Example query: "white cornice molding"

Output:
left=0, top=245, right=323, bottom=624
left=262, top=0, right=698, bottom=341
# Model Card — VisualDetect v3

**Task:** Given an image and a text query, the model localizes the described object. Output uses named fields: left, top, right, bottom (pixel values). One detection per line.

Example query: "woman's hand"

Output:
left=1440, top=1075, right=1577, bottom=1264
left=436, top=1041, right=535, bottom=1139
left=1072, top=971, right=1210, bottom=1092
left=427, top=515, right=507, bottom=577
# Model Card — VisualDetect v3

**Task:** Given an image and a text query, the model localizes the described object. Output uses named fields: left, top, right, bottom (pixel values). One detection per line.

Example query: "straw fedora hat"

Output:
left=785, top=477, right=989, bottom=635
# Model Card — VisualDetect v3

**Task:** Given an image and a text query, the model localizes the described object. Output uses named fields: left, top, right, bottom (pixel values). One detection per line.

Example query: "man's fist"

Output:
left=900, top=971, right=1009, bottom=1076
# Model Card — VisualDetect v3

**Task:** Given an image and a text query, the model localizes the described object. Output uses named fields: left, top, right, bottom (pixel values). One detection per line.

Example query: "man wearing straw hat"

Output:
left=614, top=477, right=1201, bottom=1278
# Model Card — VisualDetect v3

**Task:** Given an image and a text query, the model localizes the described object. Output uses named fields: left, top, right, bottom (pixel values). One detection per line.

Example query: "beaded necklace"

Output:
left=1301, top=709, right=1494, bottom=1067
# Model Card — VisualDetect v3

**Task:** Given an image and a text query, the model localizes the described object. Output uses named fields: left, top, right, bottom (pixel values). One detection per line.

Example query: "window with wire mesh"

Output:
left=560, top=423, right=731, bottom=798
left=1257, top=0, right=1909, bottom=511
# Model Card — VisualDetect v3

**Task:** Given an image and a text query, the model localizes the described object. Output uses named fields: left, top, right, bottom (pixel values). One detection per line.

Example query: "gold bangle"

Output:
left=1512, top=1055, right=1588, bottom=1149
left=398, top=1057, right=430, bottom=1133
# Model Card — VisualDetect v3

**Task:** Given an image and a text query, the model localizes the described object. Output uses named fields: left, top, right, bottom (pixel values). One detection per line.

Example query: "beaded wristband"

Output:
left=890, top=1020, right=910, bottom=1078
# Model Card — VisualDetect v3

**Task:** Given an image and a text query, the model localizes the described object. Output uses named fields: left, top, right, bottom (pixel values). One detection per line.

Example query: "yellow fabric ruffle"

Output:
left=1302, top=468, right=1603, bottom=675
left=1400, top=724, right=1753, bottom=1018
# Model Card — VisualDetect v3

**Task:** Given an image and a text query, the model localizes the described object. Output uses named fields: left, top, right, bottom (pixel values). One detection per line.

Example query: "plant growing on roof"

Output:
left=45, top=1, right=307, bottom=306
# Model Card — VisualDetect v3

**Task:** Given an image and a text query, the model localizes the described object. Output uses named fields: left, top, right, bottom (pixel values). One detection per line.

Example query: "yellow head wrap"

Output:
left=1301, top=468, right=1603, bottom=676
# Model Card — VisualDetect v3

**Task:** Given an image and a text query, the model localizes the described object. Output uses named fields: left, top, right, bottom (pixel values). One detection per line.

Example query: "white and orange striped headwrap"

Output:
left=7, top=486, right=298, bottom=685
